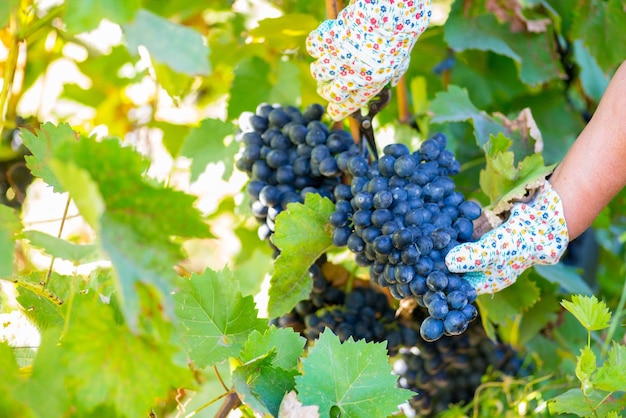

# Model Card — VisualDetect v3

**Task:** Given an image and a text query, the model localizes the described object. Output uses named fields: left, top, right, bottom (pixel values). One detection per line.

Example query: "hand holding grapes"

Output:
left=445, top=181, right=569, bottom=295
left=306, top=0, right=432, bottom=121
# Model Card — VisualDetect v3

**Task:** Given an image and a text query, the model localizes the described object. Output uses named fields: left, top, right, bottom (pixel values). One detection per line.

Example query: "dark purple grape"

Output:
left=394, top=154, right=417, bottom=177
left=428, top=298, right=449, bottom=319
left=420, top=317, right=444, bottom=342
left=443, top=310, right=468, bottom=335
left=373, top=190, right=394, bottom=209
left=268, top=108, right=291, bottom=128
left=459, top=201, right=482, bottom=220
left=426, top=271, right=448, bottom=291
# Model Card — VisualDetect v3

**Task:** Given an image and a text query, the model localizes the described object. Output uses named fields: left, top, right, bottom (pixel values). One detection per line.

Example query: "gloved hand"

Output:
left=445, top=181, right=569, bottom=295
left=306, top=0, right=432, bottom=121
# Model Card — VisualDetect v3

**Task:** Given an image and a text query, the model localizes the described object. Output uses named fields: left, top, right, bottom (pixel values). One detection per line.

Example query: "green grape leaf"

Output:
left=0, top=205, right=20, bottom=278
left=0, top=0, right=18, bottom=29
left=269, top=60, right=302, bottom=105
left=173, top=268, right=267, bottom=368
left=48, top=158, right=104, bottom=228
left=592, top=342, right=626, bottom=392
left=151, top=121, right=191, bottom=159
left=21, top=122, right=76, bottom=193
left=248, top=13, right=319, bottom=51
left=124, top=9, right=210, bottom=76
left=179, top=118, right=237, bottom=183
left=573, top=40, right=609, bottom=103
left=50, top=135, right=212, bottom=327
left=534, top=264, right=594, bottom=296
left=16, top=286, right=65, bottom=330
left=575, top=346, right=596, bottom=391
left=153, top=61, right=194, bottom=99
left=13, top=329, right=70, bottom=417
left=445, top=7, right=519, bottom=63
left=268, top=194, right=334, bottom=318
left=295, top=329, right=412, bottom=418
left=429, top=85, right=503, bottom=147
left=477, top=274, right=541, bottom=325
left=233, top=352, right=299, bottom=417
left=480, top=133, right=555, bottom=212
left=571, top=0, right=626, bottom=72
left=39, top=293, right=192, bottom=417
left=517, top=274, right=561, bottom=345
left=445, top=2, right=562, bottom=85
left=227, top=56, right=272, bottom=120
left=240, top=326, right=306, bottom=371
left=548, top=388, right=626, bottom=416
left=0, top=342, right=29, bottom=417
left=561, top=295, right=611, bottom=331
left=63, top=0, right=140, bottom=34
left=23, top=230, right=99, bottom=264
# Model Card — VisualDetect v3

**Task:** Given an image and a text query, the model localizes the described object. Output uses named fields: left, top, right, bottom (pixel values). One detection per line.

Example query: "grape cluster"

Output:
left=394, top=312, right=528, bottom=417
left=235, top=103, right=362, bottom=242
left=329, top=133, right=482, bottom=341
left=272, top=258, right=418, bottom=356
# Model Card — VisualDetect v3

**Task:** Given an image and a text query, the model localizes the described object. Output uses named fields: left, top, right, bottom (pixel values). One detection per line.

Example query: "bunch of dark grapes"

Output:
left=272, top=257, right=418, bottom=356
left=329, top=133, right=482, bottom=341
left=235, top=103, right=362, bottom=243
left=393, top=312, right=528, bottom=417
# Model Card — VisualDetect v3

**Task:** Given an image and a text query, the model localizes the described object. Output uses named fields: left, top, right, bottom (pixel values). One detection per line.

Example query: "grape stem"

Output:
left=325, top=0, right=339, bottom=19
left=45, top=194, right=72, bottom=286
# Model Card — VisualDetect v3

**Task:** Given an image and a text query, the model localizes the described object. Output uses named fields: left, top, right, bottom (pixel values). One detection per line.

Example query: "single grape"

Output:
left=420, top=317, right=445, bottom=342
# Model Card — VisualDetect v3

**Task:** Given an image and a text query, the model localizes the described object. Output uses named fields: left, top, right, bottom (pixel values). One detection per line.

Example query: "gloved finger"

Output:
left=463, top=272, right=517, bottom=295
left=306, top=19, right=336, bottom=59
left=309, top=58, right=338, bottom=83
left=317, top=75, right=382, bottom=108
left=324, top=83, right=384, bottom=121
left=390, top=55, right=410, bottom=87
left=444, top=237, right=501, bottom=274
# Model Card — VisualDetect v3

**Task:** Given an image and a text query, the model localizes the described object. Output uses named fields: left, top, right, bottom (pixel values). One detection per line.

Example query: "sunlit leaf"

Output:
left=124, top=9, right=210, bottom=76
left=295, top=329, right=412, bottom=417
left=51, top=135, right=212, bottom=327
left=268, top=194, right=334, bottom=318
left=593, top=342, right=626, bottom=392
left=22, top=122, right=76, bottom=193
left=227, top=56, right=272, bottom=120
left=240, top=326, right=306, bottom=371
left=23, top=230, right=98, bottom=264
left=179, top=118, right=237, bottom=183
left=173, top=268, right=267, bottom=368
left=233, top=352, right=299, bottom=417
left=64, top=0, right=140, bottom=34
left=575, top=346, right=596, bottom=391
left=0, top=205, right=20, bottom=278
left=561, top=295, right=611, bottom=331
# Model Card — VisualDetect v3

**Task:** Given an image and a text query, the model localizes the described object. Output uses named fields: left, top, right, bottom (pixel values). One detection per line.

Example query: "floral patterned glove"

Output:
left=306, top=0, right=432, bottom=121
left=445, top=181, right=569, bottom=295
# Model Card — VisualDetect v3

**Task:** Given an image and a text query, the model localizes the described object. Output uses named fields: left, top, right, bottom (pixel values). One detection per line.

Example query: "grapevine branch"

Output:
left=0, top=12, right=20, bottom=136
left=396, top=76, right=411, bottom=123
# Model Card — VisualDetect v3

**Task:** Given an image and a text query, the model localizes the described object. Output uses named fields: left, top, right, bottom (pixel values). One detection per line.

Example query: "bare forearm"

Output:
left=550, top=61, right=626, bottom=239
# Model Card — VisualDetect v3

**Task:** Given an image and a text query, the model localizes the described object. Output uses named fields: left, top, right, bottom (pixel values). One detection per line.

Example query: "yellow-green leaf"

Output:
left=561, top=295, right=611, bottom=331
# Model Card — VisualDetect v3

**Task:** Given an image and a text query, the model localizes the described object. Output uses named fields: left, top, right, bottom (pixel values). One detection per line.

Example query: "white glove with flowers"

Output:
left=445, top=180, right=569, bottom=294
left=306, top=0, right=432, bottom=121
